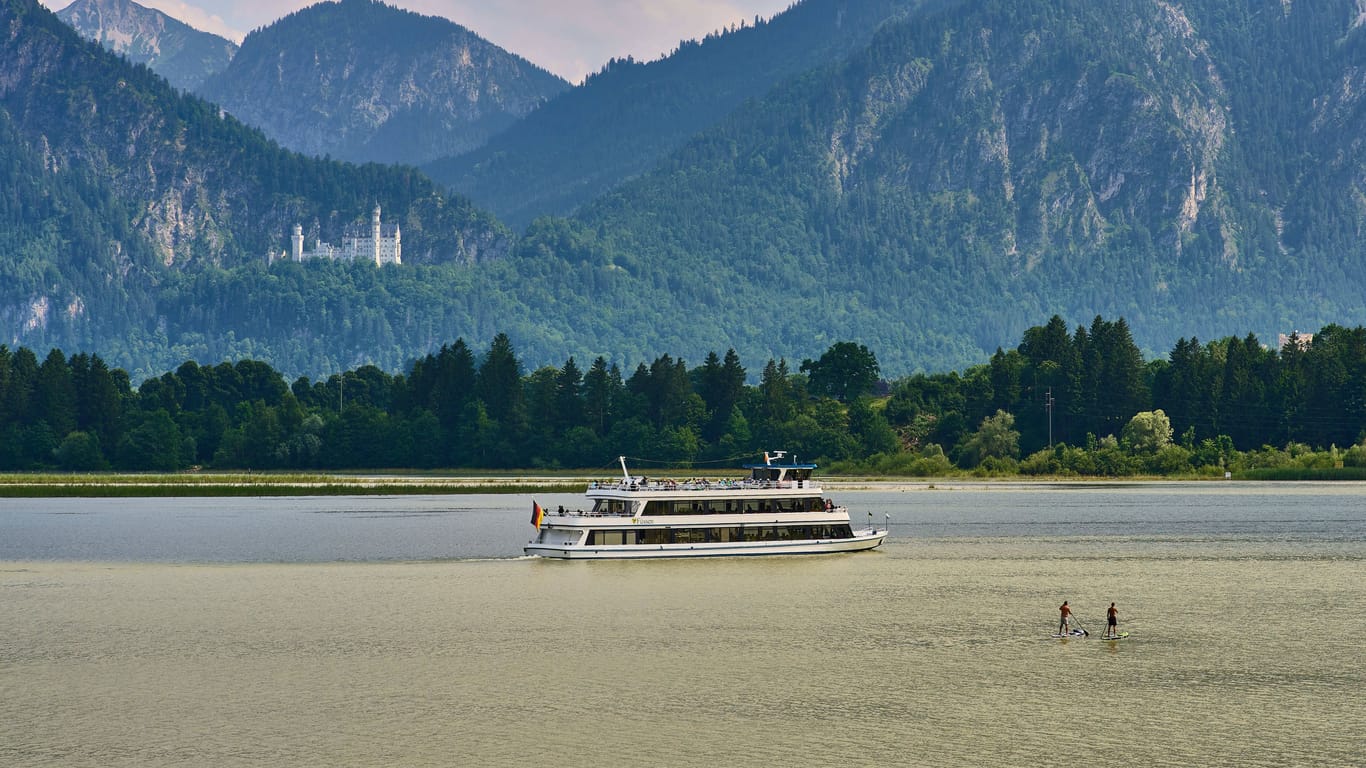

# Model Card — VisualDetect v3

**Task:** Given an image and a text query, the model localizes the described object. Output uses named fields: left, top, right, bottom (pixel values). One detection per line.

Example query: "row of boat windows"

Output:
left=585, top=525, right=855, bottom=546
left=591, top=498, right=835, bottom=516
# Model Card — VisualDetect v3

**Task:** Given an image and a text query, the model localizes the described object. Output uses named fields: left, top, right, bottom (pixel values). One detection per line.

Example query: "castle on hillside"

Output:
left=269, top=205, right=402, bottom=266
left=1278, top=331, right=1314, bottom=351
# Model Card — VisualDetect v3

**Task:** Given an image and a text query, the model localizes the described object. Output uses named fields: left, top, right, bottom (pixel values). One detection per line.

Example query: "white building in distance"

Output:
left=274, top=205, right=402, bottom=266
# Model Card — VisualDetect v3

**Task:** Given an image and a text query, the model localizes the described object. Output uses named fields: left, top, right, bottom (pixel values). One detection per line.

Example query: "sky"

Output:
left=43, top=0, right=795, bottom=83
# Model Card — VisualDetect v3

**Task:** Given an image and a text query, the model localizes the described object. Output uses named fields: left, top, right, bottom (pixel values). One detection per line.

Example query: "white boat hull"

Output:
left=524, top=529, right=886, bottom=559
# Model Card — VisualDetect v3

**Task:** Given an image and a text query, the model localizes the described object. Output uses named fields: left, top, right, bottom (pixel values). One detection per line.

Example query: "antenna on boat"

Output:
left=885, top=513, right=891, bottom=536
left=868, top=510, right=873, bottom=533
left=618, top=456, right=630, bottom=482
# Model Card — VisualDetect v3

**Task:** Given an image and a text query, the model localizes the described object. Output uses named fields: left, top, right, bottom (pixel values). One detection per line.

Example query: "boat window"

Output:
left=641, top=500, right=734, bottom=515
left=637, top=529, right=670, bottom=545
left=591, top=499, right=631, bottom=515
left=590, top=523, right=856, bottom=547
left=586, top=530, right=627, bottom=546
left=674, top=528, right=709, bottom=543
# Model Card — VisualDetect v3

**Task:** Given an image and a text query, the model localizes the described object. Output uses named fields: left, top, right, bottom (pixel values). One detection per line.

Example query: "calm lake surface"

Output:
left=2, top=483, right=1364, bottom=766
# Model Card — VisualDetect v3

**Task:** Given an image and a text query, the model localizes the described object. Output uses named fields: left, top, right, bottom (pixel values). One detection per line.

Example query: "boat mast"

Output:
left=618, top=455, right=630, bottom=483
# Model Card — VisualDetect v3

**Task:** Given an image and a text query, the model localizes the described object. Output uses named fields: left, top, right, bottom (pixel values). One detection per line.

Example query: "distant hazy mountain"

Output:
left=424, top=0, right=922, bottom=226
left=197, top=0, right=570, bottom=166
left=56, top=0, right=237, bottom=91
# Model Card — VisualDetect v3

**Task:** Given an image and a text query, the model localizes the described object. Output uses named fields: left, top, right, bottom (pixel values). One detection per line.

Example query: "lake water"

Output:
left=2, top=483, right=1364, bottom=766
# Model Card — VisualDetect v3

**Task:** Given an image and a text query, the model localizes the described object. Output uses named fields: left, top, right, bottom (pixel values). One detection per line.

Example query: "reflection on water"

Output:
left=1, top=485, right=1364, bottom=766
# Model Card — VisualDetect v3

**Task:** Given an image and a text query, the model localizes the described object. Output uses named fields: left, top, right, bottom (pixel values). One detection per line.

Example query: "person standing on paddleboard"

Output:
left=1059, top=601, right=1073, bottom=635
left=1106, top=602, right=1118, bottom=638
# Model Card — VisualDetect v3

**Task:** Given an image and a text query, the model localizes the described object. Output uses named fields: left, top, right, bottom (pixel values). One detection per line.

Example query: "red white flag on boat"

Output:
left=530, top=501, right=544, bottom=529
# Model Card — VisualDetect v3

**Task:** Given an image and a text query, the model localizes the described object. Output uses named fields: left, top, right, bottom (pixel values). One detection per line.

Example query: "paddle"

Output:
left=1069, top=615, right=1089, bottom=637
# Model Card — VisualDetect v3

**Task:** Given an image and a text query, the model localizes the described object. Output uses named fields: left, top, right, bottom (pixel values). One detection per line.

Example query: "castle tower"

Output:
left=372, top=204, right=383, bottom=266
left=291, top=223, right=304, bottom=262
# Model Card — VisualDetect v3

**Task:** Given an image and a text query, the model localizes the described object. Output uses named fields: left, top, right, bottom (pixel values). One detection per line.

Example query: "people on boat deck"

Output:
left=1058, top=601, right=1073, bottom=634
left=1105, top=602, right=1119, bottom=638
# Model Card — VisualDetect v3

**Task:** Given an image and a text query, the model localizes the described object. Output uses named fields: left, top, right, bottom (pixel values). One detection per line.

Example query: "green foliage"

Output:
left=801, top=342, right=880, bottom=402
left=1122, top=410, right=1174, bottom=454
left=54, top=430, right=109, bottom=471
left=956, top=410, right=1021, bottom=469
left=8, top=318, right=1366, bottom=474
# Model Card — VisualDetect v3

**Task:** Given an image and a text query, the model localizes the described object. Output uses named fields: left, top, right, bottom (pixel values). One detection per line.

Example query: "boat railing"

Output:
left=551, top=504, right=844, bottom=518
left=588, top=479, right=812, bottom=492
left=550, top=507, right=632, bottom=518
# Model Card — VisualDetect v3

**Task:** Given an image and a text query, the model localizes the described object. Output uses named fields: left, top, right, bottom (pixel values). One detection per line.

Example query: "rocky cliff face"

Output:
left=56, top=0, right=237, bottom=91
left=196, top=0, right=569, bottom=166
left=566, top=0, right=1366, bottom=370
left=825, top=1, right=1235, bottom=270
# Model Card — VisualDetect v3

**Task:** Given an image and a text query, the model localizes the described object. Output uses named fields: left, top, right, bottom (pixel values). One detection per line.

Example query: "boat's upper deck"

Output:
left=589, top=451, right=820, bottom=498
left=587, top=477, right=821, bottom=495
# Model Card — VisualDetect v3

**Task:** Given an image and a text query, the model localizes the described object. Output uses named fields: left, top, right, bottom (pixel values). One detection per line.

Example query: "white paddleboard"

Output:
left=1050, top=630, right=1088, bottom=638
left=1100, top=632, right=1130, bottom=640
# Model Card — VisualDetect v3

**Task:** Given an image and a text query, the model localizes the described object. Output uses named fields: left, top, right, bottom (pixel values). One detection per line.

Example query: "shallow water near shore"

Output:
left=2, top=484, right=1364, bottom=766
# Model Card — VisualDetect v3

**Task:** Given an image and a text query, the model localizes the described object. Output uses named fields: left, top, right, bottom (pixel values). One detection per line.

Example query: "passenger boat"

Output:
left=524, top=451, right=887, bottom=559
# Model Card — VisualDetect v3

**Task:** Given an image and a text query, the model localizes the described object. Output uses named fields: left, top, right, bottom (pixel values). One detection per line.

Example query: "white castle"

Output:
left=273, top=205, right=402, bottom=266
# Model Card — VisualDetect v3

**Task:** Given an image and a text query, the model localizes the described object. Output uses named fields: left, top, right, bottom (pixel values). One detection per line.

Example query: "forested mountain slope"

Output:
left=423, top=0, right=922, bottom=226
left=197, top=0, right=569, bottom=166
left=56, top=0, right=237, bottom=91
left=1, top=0, right=507, bottom=376
left=554, top=0, right=1366, bottom=371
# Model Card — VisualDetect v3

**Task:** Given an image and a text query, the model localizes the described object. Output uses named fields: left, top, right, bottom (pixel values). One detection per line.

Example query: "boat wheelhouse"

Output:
left=524, top=452, right=887, bottom=559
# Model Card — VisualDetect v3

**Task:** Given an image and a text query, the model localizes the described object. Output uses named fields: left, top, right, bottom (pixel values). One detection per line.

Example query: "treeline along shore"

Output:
left=3, top=316, right=1366, bottom=481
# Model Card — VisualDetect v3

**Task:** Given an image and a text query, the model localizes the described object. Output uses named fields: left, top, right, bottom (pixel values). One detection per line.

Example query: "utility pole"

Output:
left=1045, top=387, right=1055, bottom=448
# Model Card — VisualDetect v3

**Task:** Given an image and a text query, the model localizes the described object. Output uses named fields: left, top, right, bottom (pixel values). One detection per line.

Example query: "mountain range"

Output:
left=196, top=0, right=570, bottom=166
left=9, top=0, right=1366, bottom=381
left=55, top=0, right=236, bottom=91
left=423, top=0, right=922, bottom=226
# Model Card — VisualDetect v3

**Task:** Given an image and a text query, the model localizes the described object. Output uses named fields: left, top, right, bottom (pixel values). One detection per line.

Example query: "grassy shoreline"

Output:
left=0, top=472, right=586, bottom=497
left=4, top=468, right=1364, bottom=497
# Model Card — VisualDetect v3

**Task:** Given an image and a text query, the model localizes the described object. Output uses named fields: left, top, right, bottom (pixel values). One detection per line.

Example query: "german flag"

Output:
left=530, top=500, right=544, bottom=529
